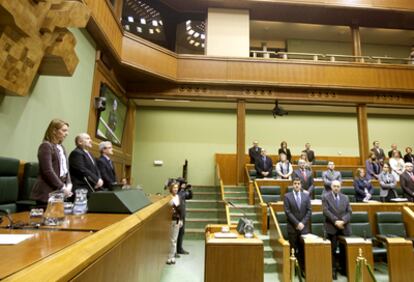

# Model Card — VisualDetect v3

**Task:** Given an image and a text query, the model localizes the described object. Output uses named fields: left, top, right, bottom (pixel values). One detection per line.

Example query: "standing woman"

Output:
left=278, top=141, right=292, bottom=163
left=389, top=150, right=405, bottom=181
left=31, top=119, right=72, bottom=207
left=167, top=181, right=183, bottom=265
left=378, top=163, right=398, bottom=202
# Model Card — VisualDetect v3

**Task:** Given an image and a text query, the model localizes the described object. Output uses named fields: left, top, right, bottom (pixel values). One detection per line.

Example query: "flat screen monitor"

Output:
left=96, top=83, right=127, bottom=146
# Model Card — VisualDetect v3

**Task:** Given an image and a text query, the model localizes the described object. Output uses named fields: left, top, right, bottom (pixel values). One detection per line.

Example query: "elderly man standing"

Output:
left=400, top=162, right=414, bottom=202
left=69, top=133, right=103, bottom=193
left=249, top=140, right=262, bottom=164
left=322, top=180, right=352, bottom=280
left=322, top=162, right=342, bottom=195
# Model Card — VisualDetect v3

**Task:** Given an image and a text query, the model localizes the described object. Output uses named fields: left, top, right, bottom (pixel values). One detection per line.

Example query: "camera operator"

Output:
left=175, top=177, right=193, bottom=256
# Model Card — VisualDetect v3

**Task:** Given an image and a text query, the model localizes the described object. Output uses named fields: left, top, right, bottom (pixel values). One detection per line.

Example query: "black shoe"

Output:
left=175, top=253, right=180, bottom=258
left=177, top=250, right=189, bottom=255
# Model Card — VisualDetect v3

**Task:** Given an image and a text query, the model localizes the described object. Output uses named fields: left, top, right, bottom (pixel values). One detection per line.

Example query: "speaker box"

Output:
left=88, top=189, right=151, bottom=214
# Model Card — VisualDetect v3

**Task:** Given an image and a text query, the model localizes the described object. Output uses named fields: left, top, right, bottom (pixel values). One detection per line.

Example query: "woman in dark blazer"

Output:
left=278, top=141, right=292, bottom=163
left=404, top=147, right=414, bottom=164
left=31, top=119, right=72, bottom=206
left=353, top=168, right=374, bottom=202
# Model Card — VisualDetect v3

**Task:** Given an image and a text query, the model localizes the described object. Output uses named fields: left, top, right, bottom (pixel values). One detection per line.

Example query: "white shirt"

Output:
left=56, top=144, right=68, bottom=177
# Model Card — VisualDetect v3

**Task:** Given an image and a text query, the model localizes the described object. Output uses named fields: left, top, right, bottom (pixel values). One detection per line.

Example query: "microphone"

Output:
left=224, top=200, right=247, bottom=217
left=83, top=177, right=96, bottom=193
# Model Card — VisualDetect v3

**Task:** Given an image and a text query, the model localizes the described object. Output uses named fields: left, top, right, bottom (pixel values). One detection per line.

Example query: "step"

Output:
left=229, top=212, right=257, bottom=221
left=192, top=192, right=221, bottom=200
left=264, top=257, right=277, bottom=273
left=185, top=228, right=205, bottom=240
left=224, top=186, right=247, bottom=192
left=228, top=204, right=256, bottom=211
left=223, top=191, right=248, bottom=198
left=264, top=245, right=274, bottom=258
left=186, top=218, right=226, bottom=229
left=225, top=197, right=249, bottom=204
left=186, top=200, right=224, bottom=209
left=191, top=186, right=220, bottom=192
left=187, top=208, right=226, bottom=219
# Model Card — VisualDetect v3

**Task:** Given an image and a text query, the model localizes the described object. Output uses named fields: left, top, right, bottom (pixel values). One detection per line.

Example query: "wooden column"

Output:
left=357, top=105, right=369, bottom=165
left=350, top=26, right=362, bottom=62
left=236, top=100, right=246, bottom=185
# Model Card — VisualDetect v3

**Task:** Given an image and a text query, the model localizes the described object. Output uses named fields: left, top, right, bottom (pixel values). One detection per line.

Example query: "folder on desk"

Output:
left=0, top=234, right=34, bottom=245
left=214, top=232, right=238, bottom=239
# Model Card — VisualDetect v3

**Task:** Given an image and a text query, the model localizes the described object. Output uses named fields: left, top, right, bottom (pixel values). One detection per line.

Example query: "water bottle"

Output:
left=73, top=188, right=88, bottom=215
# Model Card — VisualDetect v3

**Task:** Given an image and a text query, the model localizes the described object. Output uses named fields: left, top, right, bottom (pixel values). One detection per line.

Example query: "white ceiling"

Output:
left=250, top=21, right=414, bottom=45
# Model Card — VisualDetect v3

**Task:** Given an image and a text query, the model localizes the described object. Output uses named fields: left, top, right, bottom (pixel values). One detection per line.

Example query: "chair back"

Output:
left=351, top=212, right=372, bottom=238
left=275, top=212, right=288, bottom=240
left=0, top=157, right=20, bottom=213
left=376, top=212, right=407, bottom=238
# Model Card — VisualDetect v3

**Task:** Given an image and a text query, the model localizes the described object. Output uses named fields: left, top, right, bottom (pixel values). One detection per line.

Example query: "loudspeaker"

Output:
left=88, top=189, right=151, bottom=214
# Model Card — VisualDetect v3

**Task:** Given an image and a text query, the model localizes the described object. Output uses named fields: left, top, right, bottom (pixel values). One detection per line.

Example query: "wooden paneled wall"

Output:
left=87, top=59, right=135, bottom=183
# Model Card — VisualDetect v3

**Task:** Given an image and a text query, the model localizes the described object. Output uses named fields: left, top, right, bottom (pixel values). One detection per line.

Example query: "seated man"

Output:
left=248, top=141, right=262, bottom=164
left=255, top=149, right=273, bottom=178
left=69, top=133, right=103, bottom=194
left=284, top=178, right=311, bottom=276
left=400, top=162, right=414, bottom=202
left=322, top=180, right=352, bottom=280
left=275, top=152, right=293, bottom=179
left=322, top=162, right=342, bottom=195
left=292, top=159, right=315, bottom=195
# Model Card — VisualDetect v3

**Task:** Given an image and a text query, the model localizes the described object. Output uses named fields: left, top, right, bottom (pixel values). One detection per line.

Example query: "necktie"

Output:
left=410, top=173, right=414, bottom=182
left=335, top=195, right=340, bottom=208
left=263, top=157, right=267, bottom=170
left=295, top=192, right=301, bottom=208
left=108, top=158, right=113, bottom=169
left=86, top=151, right=94, bottom=164
left=302, top=170, right=307, bottom=181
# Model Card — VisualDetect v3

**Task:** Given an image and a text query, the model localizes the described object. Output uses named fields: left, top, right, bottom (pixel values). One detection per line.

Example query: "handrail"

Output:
left=269, top=205, right=286, bottom=242
left=254, top=181, right=265, bottom=205
left=402, top=206, right=414, bottom=237
left=220, top=179, right=231, bottom=225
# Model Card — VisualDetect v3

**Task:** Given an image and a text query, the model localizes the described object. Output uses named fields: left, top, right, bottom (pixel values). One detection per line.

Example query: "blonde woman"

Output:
left=166, top=181, right=183, bottom=265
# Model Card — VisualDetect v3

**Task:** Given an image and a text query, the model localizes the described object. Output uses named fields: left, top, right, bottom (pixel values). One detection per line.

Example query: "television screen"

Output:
left=96, top=83, right=127, bottom=146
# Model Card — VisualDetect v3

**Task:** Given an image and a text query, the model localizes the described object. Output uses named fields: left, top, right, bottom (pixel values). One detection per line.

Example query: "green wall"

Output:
left=133, top=107, right=236, bottom=193
left=368, top=115, right=414, bottom=153
left=0, top=29, right=96, bottom=161
left=246, top=111, right=359, bottom=157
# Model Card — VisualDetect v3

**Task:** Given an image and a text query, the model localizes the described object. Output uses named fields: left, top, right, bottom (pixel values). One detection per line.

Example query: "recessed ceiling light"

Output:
left=124, top=25, right=130, bottom=31
left=149, top=28, right=154, bottom=34
left=152, top=20, right=158, bottom=26
left=128, top=16, right=134, bottom=23
left=189, top=39, right=195, bottom=44
left=201, top=43, right=205, bottom=48
left=140, top=18, right=146, bottom=25
left=137, top=26, right=142, bottom=33
left=201, top=34, right=205, bottom=40
left=155, top=28, right=161, bottom=33
left=186, top=20, right=191, bottom=25
left=194, top=42, right=200, bottom=47
left=188, top=30, right=195, bottom=35
left=159, top=20, right=163, bottom=26
left=194, top=32, right=200, bottom=38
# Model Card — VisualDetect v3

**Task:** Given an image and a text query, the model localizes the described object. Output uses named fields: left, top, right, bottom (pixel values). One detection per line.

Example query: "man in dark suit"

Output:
left=388, top=144, right=402, bottom=158
left=400, top=162, right=414, bottom=202
left=255, top=149, right=273, bottom=178
left=176, top=177, right=193, bottom=256
left=292, top=159, right=315, bottom=195
left=370, top=141, right=385, bottom=165
left=322, top=180, right=352, bottom=280
left=97, top=141, right=117, bottom=189
left=69, top=133, right=103, bottom=194
left=284, top=178, right=312, bottom=275
left=302, top=143, right=315, bottom=164
left=248, top=141, right=262, bottom=164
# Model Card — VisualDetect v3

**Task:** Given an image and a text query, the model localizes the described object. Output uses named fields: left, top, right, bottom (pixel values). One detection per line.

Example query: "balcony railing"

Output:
left=250, top=51, right=413, bottom=65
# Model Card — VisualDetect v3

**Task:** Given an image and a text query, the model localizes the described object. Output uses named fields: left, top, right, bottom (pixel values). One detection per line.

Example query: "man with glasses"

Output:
left=97, top=141, right=118, bottom=189
left=400, top=162, right=414, bottom=202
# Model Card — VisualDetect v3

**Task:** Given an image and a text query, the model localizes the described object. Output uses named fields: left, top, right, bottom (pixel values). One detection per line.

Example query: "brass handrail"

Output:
left=254, top=181, right=265, bottom=205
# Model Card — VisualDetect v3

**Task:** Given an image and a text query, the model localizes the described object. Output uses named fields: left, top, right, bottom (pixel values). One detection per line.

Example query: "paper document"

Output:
left=214, top=232, right=238, bottom=239
left=0, top=234, right=34, bottom=245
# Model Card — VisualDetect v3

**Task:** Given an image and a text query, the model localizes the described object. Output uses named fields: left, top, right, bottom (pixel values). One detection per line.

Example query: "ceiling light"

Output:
left=188, top=29, right=195, bottom=35
left=189, top=39, right=195, bottom=44
left=186, top=20, right=191, bottom=25
left=140, top=18, right=146, bottom=25
left=159, top=20, right=163, bottom=26
left=149, top=28, right=154, bottom=34
left=155, top=28, right=161, bottom=33
left=137, top=26, right=142, bottom=33
left=194, top=32, right=200, bottom=38
left=152, top=20, right=158, bottom=26
left=124, top=25, right=130, bottom=31
left=194, top=42, right=200, bottom=47
left=201, top=43, right=205, bottom=48
left=186, top=25, right=191, bottom=31
left=128, top=16, right=134, bottom=23
left=201, top=34, right=205, bottom=40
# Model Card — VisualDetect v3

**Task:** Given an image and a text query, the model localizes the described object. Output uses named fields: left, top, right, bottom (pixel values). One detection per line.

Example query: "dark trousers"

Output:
left=328, top=230, right=346, bottom=274
left=288, top=231, right=305, bottom=272
left=176, top=219, right=186, bottom=252
left=380, top=190, right=397, bottom=202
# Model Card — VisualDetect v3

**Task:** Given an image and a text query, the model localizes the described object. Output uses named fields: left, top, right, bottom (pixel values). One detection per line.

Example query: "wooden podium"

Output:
left=302, top=235, right=332, bottom=282
left=205, top=224, right=263, bottom=282
left=339, top=237, right=373, bottom=282
left=377, top=237, right=414, bottom=282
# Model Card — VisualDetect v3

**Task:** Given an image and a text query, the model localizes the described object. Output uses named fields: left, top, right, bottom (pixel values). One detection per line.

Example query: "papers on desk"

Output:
left=390, top=198, right=408, bottom=202
left=301, top=233, right=320, bottom=239
left=0, top=234, right=34, bottom=245
left=311, top=199, right=322, bottom=205
left=214, top=232, right=238, bottom=239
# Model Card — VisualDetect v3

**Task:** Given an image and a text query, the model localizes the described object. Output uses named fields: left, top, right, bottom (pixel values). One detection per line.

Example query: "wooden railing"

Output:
left=402, top=206, right=414, bottom=237
left=250, top=51, right=413, bottom=65
left=269, top=207, right=291, bottom=282
left=254, top=181, right=268, bottom=234
left=217, top=163, right=231, bottom=226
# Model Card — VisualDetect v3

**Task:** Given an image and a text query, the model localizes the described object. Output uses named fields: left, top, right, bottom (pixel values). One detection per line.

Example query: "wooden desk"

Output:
left=1, top=212, right=129, bottom=231
left=302, top=236, right=332, bottom=282
left=377, top=237, right=414, bottom=282
left=2, top=197, right=171, bottom=282
left=205, top=224, right=264, bottom=282
left=0, top=229, right=91, bottom=280
left=339, top=237, right=373, bottom=282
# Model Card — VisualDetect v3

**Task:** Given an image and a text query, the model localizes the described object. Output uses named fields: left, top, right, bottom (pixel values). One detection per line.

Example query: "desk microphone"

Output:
left=83, top=177, right=96, bottom=193
left=223, top=201, right=253, bottom=235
